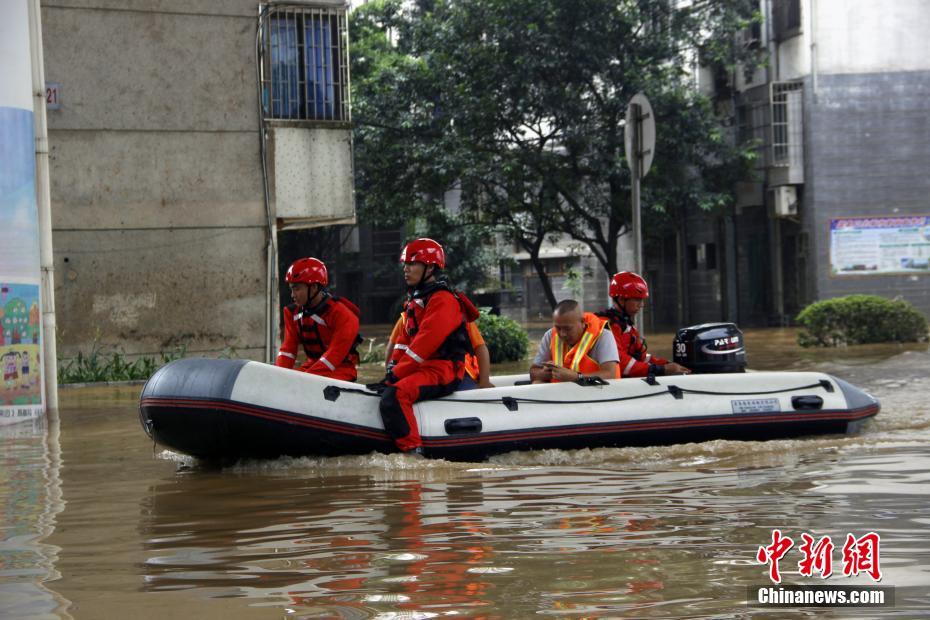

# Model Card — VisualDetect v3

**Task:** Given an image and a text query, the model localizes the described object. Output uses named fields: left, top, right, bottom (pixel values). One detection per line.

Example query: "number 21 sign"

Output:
left=45, top=82, right=61, bottom=110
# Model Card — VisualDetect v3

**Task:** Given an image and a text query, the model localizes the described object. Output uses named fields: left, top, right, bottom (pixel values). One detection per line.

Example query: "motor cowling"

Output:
left=673, top=322, right=746, bottom=373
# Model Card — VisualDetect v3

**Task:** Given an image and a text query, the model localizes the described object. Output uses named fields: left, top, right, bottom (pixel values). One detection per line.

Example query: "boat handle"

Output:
left=444, top=417, right=483, bottom=434
left=792, top=395, right=824, bottom=411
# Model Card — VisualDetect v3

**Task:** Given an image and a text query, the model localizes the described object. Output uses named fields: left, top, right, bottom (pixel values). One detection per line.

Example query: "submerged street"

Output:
left=2, top=330, right=929, bottom=618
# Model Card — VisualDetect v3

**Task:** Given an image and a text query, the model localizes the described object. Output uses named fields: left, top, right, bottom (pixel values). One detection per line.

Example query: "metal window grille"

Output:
left=259, top=4, right=351, bottom=122
left=772, top=0, right=802, bottom=41
left=770, top=81, right=803, bottom=167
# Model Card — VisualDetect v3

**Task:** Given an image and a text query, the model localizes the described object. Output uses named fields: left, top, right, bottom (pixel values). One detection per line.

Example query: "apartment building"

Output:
left=42, top=1, right=354, bottom=360
left=668, top=0, right=930, bottom=327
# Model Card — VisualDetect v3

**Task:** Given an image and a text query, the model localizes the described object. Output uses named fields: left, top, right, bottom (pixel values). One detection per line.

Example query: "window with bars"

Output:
left=260, top=4, right=350, bottom=122
left=736, top=82, right=803, bottom=172
left=771, top=0, right=801, bottom=42
left=770, top=81, right=803, bottom=167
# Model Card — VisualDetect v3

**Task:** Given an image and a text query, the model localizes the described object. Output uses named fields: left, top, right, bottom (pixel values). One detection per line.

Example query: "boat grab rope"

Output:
left=323, top=379, right=835, bottom=411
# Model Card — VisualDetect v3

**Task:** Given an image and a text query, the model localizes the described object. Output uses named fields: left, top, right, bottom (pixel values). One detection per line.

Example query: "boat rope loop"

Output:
left=322, top=379, right=834, bottom=412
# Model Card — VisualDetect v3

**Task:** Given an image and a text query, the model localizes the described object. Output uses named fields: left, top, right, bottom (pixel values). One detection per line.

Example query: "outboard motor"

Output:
left=673, top=322, right=746, bottom=373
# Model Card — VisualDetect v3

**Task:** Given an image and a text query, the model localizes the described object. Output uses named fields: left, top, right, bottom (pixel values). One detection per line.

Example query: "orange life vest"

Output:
left=463, top=352, right=480, bottom=380
left=550, top=312, right=617, bottom=382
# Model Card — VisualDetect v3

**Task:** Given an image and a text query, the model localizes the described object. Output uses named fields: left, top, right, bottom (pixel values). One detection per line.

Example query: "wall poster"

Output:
left=830, top=216, right=930, bottom=276
left=1, top=1, right=45, bottom=423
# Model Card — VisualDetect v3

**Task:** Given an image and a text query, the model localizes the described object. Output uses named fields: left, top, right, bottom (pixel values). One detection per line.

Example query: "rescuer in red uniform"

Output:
left=597, top=271, right=690, bottom=377
left=386, top=313, right=493, bottom=390
left=275, top=257, right=362, bottom=382
left=372, top=238, right=476, bottom=454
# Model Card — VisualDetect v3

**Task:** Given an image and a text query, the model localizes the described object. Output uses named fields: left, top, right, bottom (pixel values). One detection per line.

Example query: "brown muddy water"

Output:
left=3, top=328, right=930, bottom=619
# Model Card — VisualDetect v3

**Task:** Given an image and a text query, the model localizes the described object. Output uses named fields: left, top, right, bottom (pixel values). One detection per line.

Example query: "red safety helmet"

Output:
left=285, top=257, right=328, bottom=287
left=609, top=271, right=649, bottom=299
left=400, top=238, right=446, bottom=269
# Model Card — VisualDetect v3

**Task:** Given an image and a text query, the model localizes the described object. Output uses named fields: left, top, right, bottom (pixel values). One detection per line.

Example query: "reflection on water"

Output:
left=0, top=414, right=68, bottom=620
left=134, top=445, right=930, bottom=617
left=2, top=333, right=930, bottom=618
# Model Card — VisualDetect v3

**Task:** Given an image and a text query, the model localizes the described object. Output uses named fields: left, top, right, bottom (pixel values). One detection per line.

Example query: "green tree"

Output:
left=351, top=0, right=762, bottom=305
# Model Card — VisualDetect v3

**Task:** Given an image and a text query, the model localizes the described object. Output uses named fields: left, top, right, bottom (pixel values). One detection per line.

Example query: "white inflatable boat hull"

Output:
left=139, top=359, right=880, bottom=461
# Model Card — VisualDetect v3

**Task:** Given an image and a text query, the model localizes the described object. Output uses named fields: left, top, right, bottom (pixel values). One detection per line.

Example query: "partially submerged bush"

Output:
left=476, top=308, right=529, bottom=362
left=358, top=338, right=387, bottom=365
left=58, top=341, right=187, bottom=383
left=796, top=295, right=928, bottom=347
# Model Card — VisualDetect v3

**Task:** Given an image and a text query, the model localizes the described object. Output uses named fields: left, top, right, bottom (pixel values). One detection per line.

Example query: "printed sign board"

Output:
left=1, top=1, right=45, bottom=422
left=830, top=216, right=930, bottom=276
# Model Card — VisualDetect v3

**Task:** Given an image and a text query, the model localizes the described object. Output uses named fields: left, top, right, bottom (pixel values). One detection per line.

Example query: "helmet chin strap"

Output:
left=613, top=297, right=633, bottom=321
left=307, top=284, right=326, bottom=309
left=409, top=264, right=435, bottom=291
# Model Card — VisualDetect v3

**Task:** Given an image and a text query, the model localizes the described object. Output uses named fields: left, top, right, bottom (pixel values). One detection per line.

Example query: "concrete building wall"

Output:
left=42, top=1, right=268, bottom=359
left=774, top=0, right=930, bottom=81
left=804, top=70, right=930, bottom=310
left=796, top=1, right=930, bottom=312
left=713, top=0, right=930, bottom=324
left=813, top=0, right=930, bottom=75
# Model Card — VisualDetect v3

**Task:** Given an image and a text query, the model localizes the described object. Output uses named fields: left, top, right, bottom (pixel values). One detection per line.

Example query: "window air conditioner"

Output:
left=772, top=185, right=798, bottom=217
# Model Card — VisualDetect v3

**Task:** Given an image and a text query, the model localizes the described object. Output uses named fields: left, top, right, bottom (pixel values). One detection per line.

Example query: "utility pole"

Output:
left=625, top=93, right=655, bottom=334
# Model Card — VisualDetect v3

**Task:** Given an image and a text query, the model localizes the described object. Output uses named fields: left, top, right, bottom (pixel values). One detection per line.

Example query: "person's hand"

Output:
left=664, top=362, right=691, bottom=375
left=529, top=364, right=552, bottom=384
left=477, top=379, right=496, bottom=389
left=543, top=361, right=580, bottom=382
left=366, top=370, right=399, bottom=394
left=365, top=380, right=387, bottom=394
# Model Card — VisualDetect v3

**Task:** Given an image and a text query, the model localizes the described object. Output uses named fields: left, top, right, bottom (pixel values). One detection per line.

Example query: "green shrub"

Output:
left=476, top=308, right=529, bottom=362
left=358, top=338, right=387, bottom=365
left=796, top=294, right=929, bottom=347
left=58, top=340, right=187, bottom=383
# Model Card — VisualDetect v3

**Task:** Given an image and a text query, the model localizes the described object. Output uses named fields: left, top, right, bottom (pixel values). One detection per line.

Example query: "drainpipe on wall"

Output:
left=761, top=0, right=777, bottom=82
left=28, top=0, right=58, bottom=412
left=256, top=5, right=278, bottom=364
left=809, top=0, right=818, bottom=103
left=265, top=227, right=278, bottom=363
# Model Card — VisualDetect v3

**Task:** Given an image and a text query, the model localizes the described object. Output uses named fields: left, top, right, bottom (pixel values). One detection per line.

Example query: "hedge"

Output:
left=796, top=294, right=929, bottom=347
left=476, top=308, right=529, bottom=362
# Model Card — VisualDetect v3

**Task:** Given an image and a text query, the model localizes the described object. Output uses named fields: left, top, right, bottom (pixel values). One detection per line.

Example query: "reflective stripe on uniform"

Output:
left=278, top=351, right=296, bottom=360
left=319, top=356, right=335, bottom=371
left=405, top=347, right=425, bottom=363
left=569, top=332, right=596, bottom=372
left=552, top=323, right=601, bottom=372
left=310, top=314, right=327, bottom=326
left=623, top=358, right=637, bottom=375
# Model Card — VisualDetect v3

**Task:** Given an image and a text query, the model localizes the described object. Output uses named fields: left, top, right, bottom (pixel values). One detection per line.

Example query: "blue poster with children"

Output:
left=1, top=26, right=45, bottom=422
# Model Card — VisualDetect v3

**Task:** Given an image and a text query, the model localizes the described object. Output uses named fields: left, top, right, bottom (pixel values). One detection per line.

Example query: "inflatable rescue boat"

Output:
left=139, top=324, right=879, bottom=461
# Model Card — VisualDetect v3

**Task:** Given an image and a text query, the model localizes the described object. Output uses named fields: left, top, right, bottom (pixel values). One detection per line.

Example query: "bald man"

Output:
left=529, top=300, right=620, bottom=384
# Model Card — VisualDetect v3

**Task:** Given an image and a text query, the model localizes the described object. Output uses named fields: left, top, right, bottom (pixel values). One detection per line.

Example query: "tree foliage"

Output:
left=351, top=0, right=763, bottom=303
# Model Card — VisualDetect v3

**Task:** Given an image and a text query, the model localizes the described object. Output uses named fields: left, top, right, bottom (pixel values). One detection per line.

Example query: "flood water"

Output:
left=3, top=328, right=930, bottom=618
